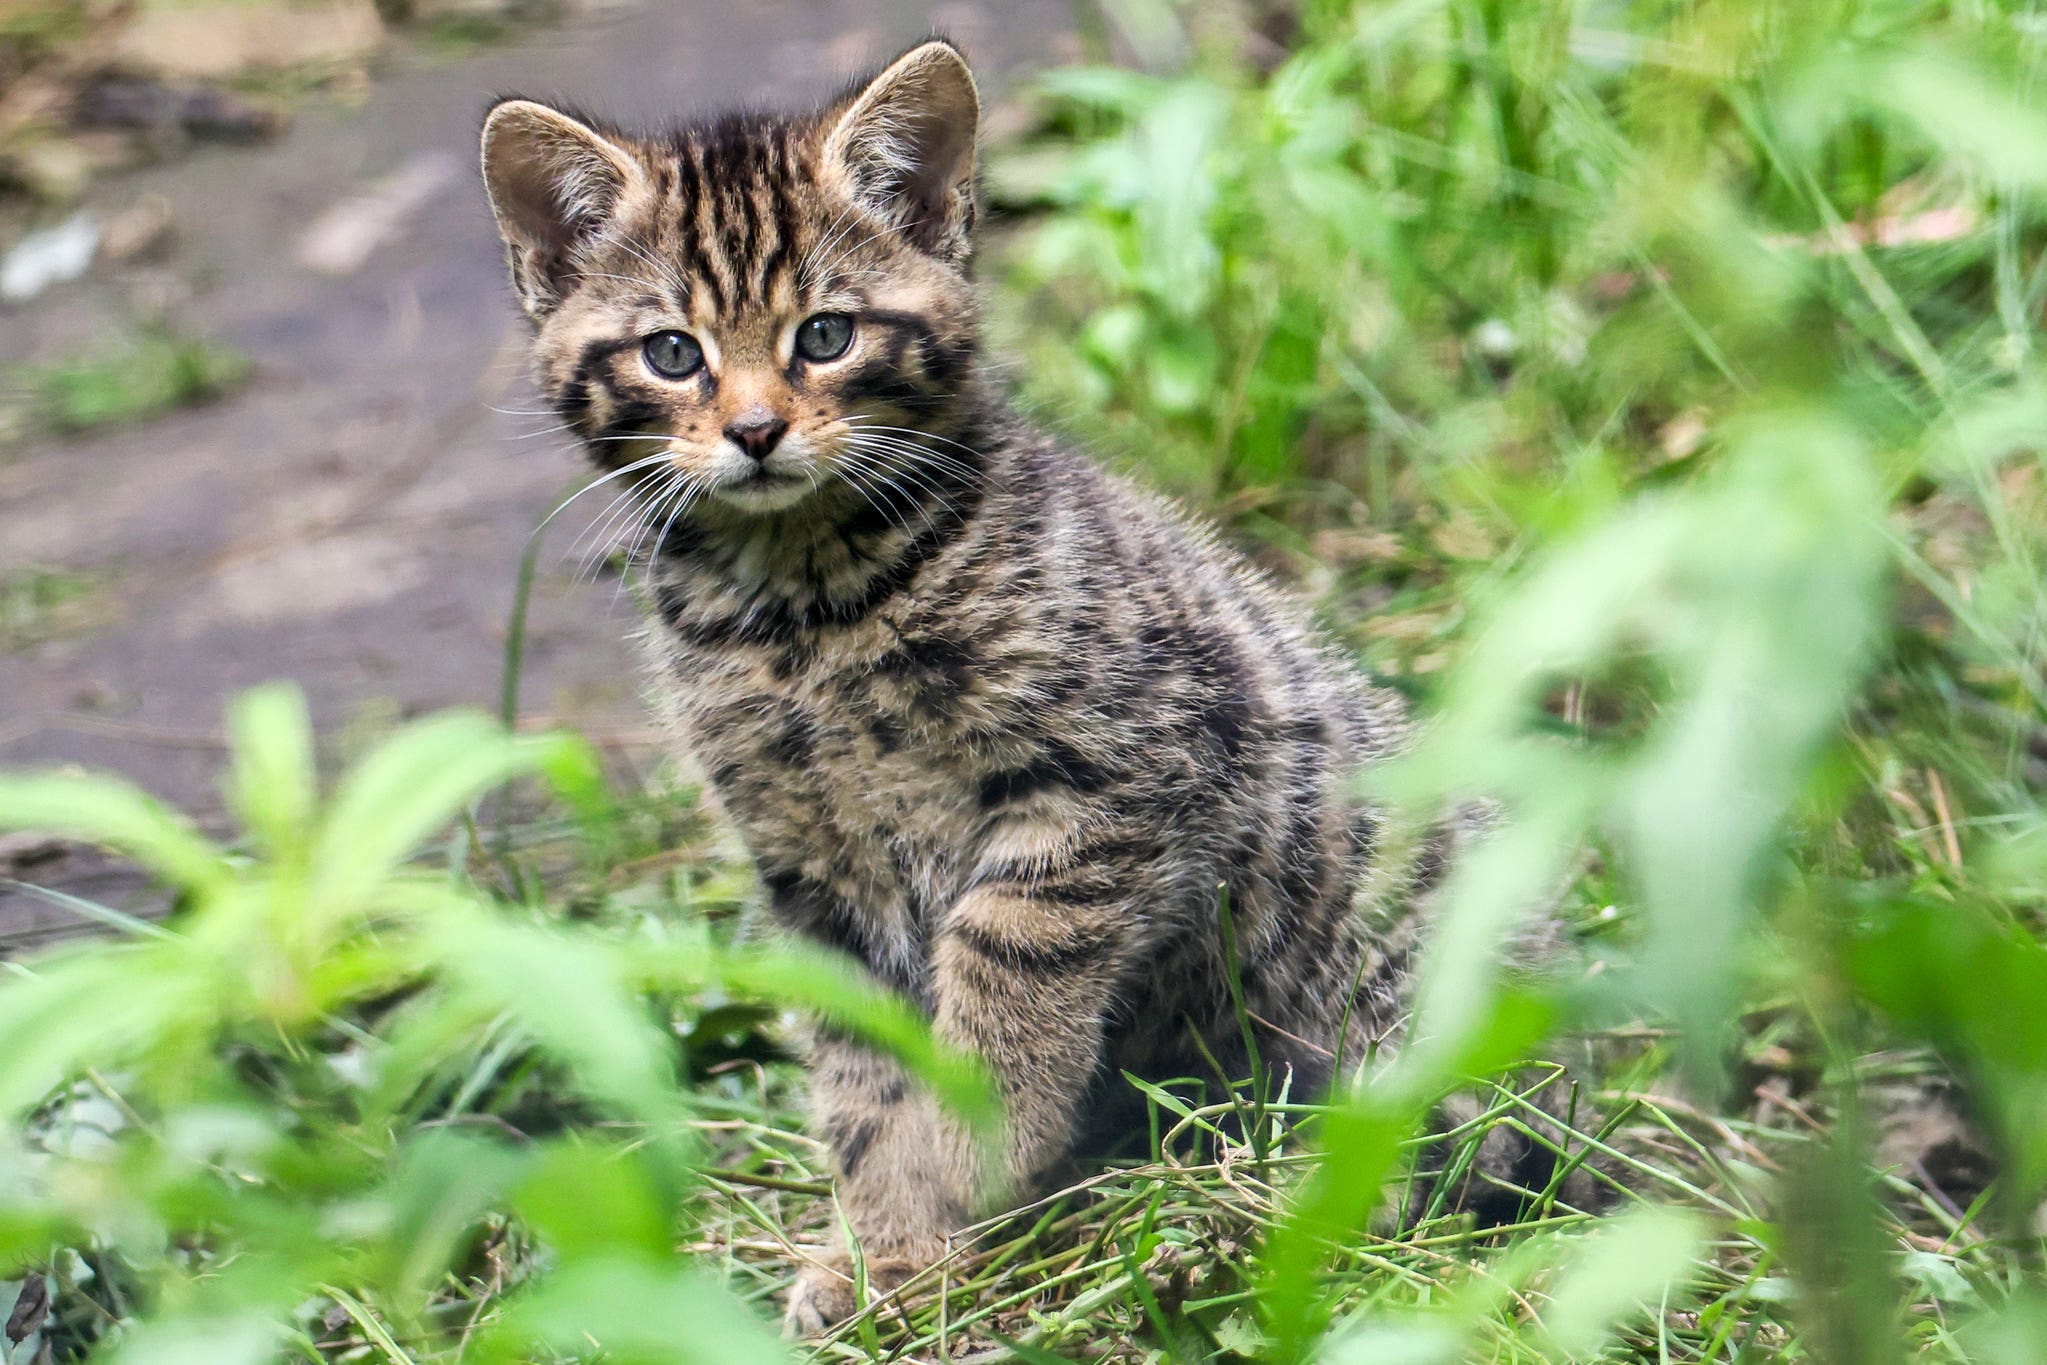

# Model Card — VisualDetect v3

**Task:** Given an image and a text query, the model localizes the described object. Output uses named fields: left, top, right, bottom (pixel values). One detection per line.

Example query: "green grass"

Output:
left=14, top=331, right=250, bottom=436
left=6, top=0, right=2047, bottom=1360
left=0, top=564, right=98, bottom=651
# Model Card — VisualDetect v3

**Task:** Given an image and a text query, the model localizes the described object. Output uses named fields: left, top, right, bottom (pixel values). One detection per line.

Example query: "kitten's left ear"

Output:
left=824, top=39, right=981, bottom=262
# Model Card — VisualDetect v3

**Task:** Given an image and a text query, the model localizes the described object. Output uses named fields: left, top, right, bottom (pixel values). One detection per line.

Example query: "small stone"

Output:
left=0, top=211, right=101, bottom=303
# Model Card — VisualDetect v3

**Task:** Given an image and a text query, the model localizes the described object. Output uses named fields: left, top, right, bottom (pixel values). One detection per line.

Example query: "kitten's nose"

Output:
left=723, top=410, right=789, bottom=461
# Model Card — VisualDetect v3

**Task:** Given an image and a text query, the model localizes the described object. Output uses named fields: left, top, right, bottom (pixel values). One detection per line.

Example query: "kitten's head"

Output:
left=481, top=40, right=982, bottom=518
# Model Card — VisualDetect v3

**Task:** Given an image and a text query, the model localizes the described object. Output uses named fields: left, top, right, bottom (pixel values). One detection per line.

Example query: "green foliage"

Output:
left=0, top=565, right=96, bottom=652
left=17, top=332, right=250, bottom=436
left=991, top=0, right=2047, bottom=1359
left=0, top=686, right=991, bottom=1361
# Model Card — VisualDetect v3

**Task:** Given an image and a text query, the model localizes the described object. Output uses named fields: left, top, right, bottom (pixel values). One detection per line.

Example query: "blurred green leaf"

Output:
left=0, top=773, right=227, bottom=894
left=482, top=1258, right=788, bottom=1365
left=512, top=1138, right=674, bottom=1265
left=1542, top=1207, right=1705, bottom=1355
left=224, top=682, right=316, bottom=861
left=308, top=712, right=570, bottom=912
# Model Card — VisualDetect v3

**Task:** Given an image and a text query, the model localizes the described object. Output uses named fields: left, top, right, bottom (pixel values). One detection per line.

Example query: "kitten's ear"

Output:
left=481, top=99, right=640, bottom=317
left=823, top=39, right=980, bottom=261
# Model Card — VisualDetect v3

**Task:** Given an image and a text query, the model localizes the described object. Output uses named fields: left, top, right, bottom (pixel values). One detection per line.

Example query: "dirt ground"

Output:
left=0, top=0, right=1074, bottom=950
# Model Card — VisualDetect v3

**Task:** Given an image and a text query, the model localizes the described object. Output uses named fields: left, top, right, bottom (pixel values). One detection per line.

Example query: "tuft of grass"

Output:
left=18, top=330, right=250, bottom=435
left=0, top=563, right=99, bottom=651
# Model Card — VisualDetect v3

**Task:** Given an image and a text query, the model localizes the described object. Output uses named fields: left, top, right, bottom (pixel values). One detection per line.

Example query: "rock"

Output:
left=0, top=834, right=68, bottom=872
left=0, top=210, right=100, bottom=303
left=3, top=1273, right=48, bottom=1346
left=1, top=134, right=120, bottom=202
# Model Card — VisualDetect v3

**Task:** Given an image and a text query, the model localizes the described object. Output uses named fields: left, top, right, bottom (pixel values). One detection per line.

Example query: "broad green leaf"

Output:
left=1315, top=1320, right=1461, bottom=1365
left=0, top=945, right=201, bottom=1114
left=1542, top=1207, right=1705, bottom=1355
left=1148, top=325, right=1220, bottom=416
left=1259, top=1090, right=1416, bottom=1359
left=512, top=1138, right=673, bottom=1265
left=0, top=774, right=227, bottom=894
left=1873, top=50, right=2047, bottom=194
left=224, top=683, right=316, bottom=860
left=429, top=912, right=691, bottom=1147
left=103, top=1314, right=278, bottom=1365
left=308, top=712, right=546, bottom=911
left=696, top=944, right=998, bottom=1132
left=483, top=1258, right=789, bottom=1365
left=378, top=1128, right=531, bottom=1312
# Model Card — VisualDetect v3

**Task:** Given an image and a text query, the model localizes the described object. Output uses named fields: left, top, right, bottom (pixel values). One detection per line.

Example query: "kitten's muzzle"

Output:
left=724, top=409, right=789, bottom=461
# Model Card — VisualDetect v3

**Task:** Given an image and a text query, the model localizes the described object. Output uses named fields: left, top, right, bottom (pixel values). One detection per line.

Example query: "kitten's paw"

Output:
left=782, top=1254, right=927, bottom=1336
left=783, top=1262, right=854, bottom=1337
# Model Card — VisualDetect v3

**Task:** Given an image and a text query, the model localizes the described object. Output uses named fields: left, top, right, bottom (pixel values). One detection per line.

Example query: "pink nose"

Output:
left=723, top=410, right=788, bottom=460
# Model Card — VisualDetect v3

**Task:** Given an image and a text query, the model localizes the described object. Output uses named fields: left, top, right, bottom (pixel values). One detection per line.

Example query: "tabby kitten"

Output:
left=481, top=40, right=1452, bottom=1331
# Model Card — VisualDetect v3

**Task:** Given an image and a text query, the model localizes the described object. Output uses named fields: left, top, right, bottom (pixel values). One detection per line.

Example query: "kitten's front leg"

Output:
left=787, top=883, right=1131, bottom=1333
left=931, top=882, right=1133, bottom=1192
left=784, top=1032, right=980, bottom=1334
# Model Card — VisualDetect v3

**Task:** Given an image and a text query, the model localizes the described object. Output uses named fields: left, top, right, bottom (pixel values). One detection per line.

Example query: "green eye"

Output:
left=642, top=330, right=704, bottom=379
left=794, top=313, right=855, bottom=363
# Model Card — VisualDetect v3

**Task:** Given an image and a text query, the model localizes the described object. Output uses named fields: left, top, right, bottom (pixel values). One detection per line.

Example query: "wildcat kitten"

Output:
left=481, top=39, right=1457, bottom=1332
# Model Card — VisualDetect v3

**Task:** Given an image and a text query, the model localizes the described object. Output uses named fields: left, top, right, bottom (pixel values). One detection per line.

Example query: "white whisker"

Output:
left=837, top=432, right=989, bottom=490
left=528, top=452, right=675, bottom=554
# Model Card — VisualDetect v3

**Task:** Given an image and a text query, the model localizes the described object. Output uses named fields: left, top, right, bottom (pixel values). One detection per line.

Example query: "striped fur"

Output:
left=483, top=40, right=1471, bottom=1332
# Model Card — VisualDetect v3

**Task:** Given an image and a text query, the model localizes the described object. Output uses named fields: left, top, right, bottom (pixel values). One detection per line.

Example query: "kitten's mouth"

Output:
left=713, top=461, right=815, bottom=511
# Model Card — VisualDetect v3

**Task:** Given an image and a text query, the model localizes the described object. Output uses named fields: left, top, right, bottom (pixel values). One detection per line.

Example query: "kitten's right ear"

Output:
left=480, top=99, right=639, bottom=317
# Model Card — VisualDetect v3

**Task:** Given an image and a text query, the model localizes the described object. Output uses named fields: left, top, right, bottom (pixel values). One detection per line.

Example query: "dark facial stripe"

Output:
left=560, top=336, right=636, bottom=413
left=732, top=151, right=762, bottom=282
left=672, top=140, right=703, bottom=286
left=758, top=144, right=796, bottom=294
left=680, top=141, right=728, bottom=314
left=838, top=358, right=943, bottom=413
left=862, top=307, right=975, bottom=390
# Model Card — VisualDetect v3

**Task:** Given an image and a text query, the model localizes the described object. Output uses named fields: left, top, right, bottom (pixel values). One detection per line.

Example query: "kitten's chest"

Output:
left=660, top=610, right=1021, bottom=900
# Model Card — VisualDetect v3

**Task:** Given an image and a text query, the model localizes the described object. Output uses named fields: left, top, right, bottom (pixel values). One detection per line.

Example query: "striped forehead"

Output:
left=629, top=120, right=819, bottom=318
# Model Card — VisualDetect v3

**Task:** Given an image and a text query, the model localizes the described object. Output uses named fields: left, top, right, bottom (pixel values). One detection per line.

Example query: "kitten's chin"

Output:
left=711, top=468, right=817, bottom=513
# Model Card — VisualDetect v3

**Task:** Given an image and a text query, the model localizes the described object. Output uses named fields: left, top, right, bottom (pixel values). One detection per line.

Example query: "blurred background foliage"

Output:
left=6, top=0, right=2047, bottom=1360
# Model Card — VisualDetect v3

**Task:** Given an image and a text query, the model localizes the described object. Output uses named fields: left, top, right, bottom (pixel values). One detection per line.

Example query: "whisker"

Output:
left=832, top=453, right=921, bottom=539
left=837, top=434, right=989, bottom=490
left=797, top=203, right=869, bottom=290
left=565, top=270, right=661, bottom=288
left=529, top=452, right=675, bottom=544
left=563, top=457, right=682, bottom=573
left=581, top=468, right=683, bottom=584
left=838, top=440, right=979, bottom=493
left=610, top=236, right=693, bottom=304
left=563, top=488, right=648, bottom=580
left=631, top=474, right=714, bottom=602
left=838, top=447, right=969, bottom=527
left=840, top=416, right=993, bottom=468
left=806, top=211, right=894, bottom=290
